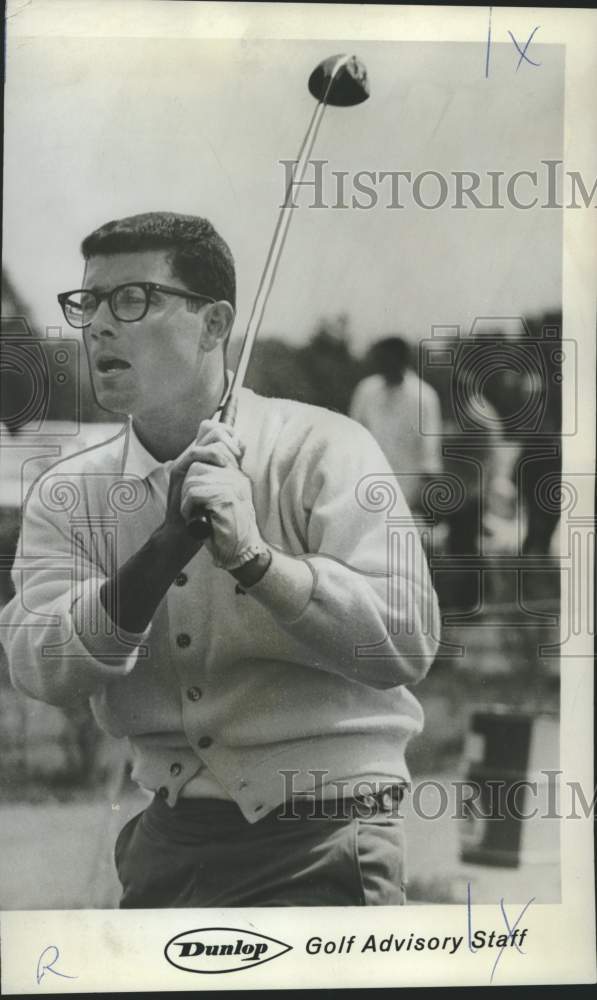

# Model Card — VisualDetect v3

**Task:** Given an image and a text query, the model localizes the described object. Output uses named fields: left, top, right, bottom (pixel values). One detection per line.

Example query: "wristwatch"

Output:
left=231, top=546, right=273, bottom=591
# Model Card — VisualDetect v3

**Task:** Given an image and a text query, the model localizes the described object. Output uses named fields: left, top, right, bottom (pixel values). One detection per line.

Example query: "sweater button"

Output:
left=157, top=786, right=169, bottom=798
left=177, top=633, right=191, bottom=648
left=175, top=573, right=188, bottom=587
left=186, top=686, right=202, bottom=702
left=170, top=762, right=182, bottom=777
left=197, top=736, right=213, bottom=750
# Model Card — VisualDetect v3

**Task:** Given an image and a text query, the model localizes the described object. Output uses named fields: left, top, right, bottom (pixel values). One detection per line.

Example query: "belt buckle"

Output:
left=351, top=784, right=405, bottom=817
left=381, top=788, right=395, bottom=811
left=378, top=785, right=404, bottom=813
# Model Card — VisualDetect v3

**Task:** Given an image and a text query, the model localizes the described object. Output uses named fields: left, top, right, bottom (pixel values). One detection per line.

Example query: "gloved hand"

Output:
left=175, top=419, right=266, bottom=570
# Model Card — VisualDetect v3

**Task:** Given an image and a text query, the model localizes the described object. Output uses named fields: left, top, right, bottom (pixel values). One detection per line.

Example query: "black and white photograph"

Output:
left=0, top=1, right=595, bottom=991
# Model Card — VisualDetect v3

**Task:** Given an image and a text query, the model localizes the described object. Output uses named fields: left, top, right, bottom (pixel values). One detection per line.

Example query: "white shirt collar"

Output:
left=121, top=416, right=169, bottom=479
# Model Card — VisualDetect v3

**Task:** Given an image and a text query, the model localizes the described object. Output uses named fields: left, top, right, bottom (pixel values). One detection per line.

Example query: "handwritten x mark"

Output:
left=508, top=27, right=542, bottom=71
left=490, top=896, right=536, bottom=984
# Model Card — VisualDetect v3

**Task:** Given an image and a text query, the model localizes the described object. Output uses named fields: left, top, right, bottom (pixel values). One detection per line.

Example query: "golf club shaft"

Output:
left=186, top=58, right=349, bottom=540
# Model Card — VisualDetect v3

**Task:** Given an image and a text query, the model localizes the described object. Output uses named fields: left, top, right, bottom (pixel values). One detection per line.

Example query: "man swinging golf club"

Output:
left=0, top=58, right=440, bottom=908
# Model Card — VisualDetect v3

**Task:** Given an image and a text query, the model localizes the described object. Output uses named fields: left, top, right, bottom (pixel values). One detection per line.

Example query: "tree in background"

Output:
left=242, top=338, right=313, bottom=402
left=296, top=313, right=361, bottom=414
left=244, top=312, right=362, bottom=414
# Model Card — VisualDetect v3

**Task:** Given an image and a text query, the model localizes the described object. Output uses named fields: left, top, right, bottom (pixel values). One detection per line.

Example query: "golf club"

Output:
left=186, top=53, right=369, bottom=540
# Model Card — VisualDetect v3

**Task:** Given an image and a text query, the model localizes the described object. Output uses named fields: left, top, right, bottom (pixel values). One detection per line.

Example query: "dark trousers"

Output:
left=115, top=793, right=408, bottom=907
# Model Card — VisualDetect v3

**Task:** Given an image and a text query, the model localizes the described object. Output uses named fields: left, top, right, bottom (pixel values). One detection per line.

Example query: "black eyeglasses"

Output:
left=57, top=282, right=216, bottom=329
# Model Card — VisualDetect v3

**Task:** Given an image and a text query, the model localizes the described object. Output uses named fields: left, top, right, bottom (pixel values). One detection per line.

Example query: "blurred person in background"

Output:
left=517, top=360, right=562, bottom=557
left=440, top=366, right=505, bottom=610
left=349, top=337, right=443, bottom=515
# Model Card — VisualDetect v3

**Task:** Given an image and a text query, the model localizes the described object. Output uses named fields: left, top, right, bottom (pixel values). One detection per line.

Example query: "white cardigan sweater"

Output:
left=0, top=389, right=440, bottom=821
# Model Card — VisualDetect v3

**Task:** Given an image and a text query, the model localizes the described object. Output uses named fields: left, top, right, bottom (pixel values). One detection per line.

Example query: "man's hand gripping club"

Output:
left=98, top=421, right=269, bottom=640
left=98, top=419, right=311, bottom=641
left=170, top=419, right=267, bottom=571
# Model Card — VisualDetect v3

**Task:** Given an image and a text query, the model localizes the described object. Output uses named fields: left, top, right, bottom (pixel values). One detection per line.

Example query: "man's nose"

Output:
left=88, top=299, right=119, bottom=340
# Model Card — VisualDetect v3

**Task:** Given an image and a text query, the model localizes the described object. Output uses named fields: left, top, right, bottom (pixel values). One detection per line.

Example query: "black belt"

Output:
left=163, top=784, right=407, bottom=822
left=278, top=783, right=406, bottom=819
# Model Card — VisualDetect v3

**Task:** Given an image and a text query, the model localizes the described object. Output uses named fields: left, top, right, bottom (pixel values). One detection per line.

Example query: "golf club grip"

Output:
left=187, top=506, right=212, bottom=540
left=185, top=393, right=237, bottom=541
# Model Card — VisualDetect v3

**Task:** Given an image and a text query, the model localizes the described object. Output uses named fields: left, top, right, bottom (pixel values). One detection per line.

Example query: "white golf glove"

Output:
left=179, top=453, right=265, bottom=571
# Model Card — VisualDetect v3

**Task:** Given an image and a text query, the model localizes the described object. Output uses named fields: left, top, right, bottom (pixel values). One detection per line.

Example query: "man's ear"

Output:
left=199, top=301, right=235, bottom=352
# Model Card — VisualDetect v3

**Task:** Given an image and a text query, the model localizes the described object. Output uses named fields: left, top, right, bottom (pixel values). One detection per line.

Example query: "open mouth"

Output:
left=96, top=357, right=131, bottom=375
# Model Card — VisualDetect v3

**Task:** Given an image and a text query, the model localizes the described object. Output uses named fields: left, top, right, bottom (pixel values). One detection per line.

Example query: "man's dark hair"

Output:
left=81, top=211, right=236, bottom=308
left=368, top=336, right=411, bottom=387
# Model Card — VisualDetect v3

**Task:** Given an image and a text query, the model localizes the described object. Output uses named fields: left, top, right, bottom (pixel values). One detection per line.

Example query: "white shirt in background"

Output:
left=350, top=371, right=443, bottom=509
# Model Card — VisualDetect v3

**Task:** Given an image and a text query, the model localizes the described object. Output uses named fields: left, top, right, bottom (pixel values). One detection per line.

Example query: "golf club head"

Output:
left=308, top=54, right=370, bottom=107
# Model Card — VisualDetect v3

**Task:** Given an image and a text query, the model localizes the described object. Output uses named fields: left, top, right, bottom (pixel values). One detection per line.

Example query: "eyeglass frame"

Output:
left=57, top=282, right=217, bottom=329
